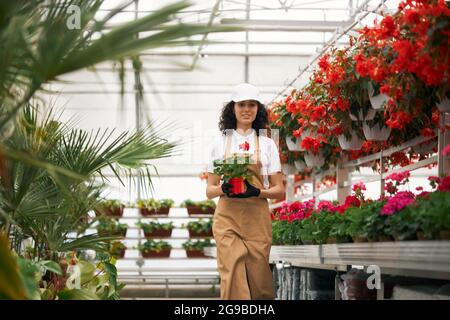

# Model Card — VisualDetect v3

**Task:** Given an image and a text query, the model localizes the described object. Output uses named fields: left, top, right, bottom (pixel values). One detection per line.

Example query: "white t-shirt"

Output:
left=207, top=129, right=281, bottom=189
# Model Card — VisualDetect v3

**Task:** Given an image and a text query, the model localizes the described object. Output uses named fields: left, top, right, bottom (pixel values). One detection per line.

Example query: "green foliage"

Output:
left=180, top=199, right=216, bottom=210
left=137, top=221, right=174, bottom=233
left=96, top=218, right=128, bottom=235
left=96, top=200, right=124, bottom=210
left=182, top=238, right=214, bottom=250
left=139, top=240, right=172, bottom=253
left=415, top=191, right=450, bottom=238
left=345, top=201, right=388, bottom=241
left=137, top=198, right=174, bottom=210
left=272, top=220, right=303, bottom=245
left=185, top=219, right=213, bottom=233
left=213, top=155, right=255, bottom=182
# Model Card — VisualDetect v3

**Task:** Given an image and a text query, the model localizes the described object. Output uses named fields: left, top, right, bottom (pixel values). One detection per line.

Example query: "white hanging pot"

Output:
left=285, top=136, right=302, bottom=151
left=368, top=83, right=389, bottom=110
left=281, top=163, right=297, bottom=175
left=363, top=122, right=392, bottom=141
left=349, top=108, right=376, bottom=121
left=294, top=160, right=306, bottom=171
left=304, top=151, right=325, bottom=168
left=338, top=132, right=364, bottom=150
left=436, top=97, right=450, bottom=113
left=412, top=142, right=436, bottom=155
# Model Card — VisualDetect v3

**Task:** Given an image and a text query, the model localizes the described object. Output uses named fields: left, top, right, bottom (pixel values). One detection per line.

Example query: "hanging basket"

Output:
left=412, top=142, right=436, bottom=155
left=294, top=160, right=306, bottom=171
left=349, top=108, right=376, bottom=121
left=285, top=136, right=303, bottom=151
left=338, top=132, right=364, bottom=150
left=437, top=97, right=450, bottom=113
left=363, top=122, right=392, bottom=141
left=368, top=83, right=389, bottom=110
left=281, top=163, right=297, bottom=175
left=304, top=151, right=325, bottom=168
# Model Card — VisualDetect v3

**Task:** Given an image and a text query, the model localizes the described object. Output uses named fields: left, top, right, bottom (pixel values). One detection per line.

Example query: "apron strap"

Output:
left=224, top=131, right=232, bottom=160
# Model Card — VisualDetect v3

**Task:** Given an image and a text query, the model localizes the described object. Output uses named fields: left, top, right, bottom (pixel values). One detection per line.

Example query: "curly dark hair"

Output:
left=218, top=101, right=268, bottom=136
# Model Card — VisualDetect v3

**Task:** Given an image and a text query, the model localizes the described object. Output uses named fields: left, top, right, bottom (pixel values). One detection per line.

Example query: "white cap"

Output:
left=230, top=83, right=260, bottom=103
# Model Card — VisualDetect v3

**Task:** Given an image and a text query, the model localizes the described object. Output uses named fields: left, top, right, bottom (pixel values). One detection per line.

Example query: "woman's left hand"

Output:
left=228, top=180, right=260, bottom=198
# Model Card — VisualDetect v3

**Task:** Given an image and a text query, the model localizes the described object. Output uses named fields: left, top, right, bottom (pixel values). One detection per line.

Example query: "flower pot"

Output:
left=188, top=229, right=213, bottom=238
left=98, top=228, right=127, bottom=237
left=338, top=132, right=364, bottom=150
left=140, top=207, right=170, bottom=216
left=229, top=177, right=245, bottom=194
left=112, top=248, right=126, bottom=259
left=377, top=235, right=393, bottom=242
left=285, top=136, right=303, bottom=151
left=363, top=122, right=392, bottom=141
left=368, top=83, right=389, bottom=110
left=95, top=206, right=124, bottom=218
left=294, top=160, right=307, bottom=171
left=412, top=142, right=436, bottom=155
left=436, top=97, right=450, bottom=113
left=349, top=108, right=376, bottom=121
left=416, top=231, right=427, bottom=241
left=304, top=151, right=325, bottom=168
left=439, top=230, right=450, bottom=240
left=186, top=249, right=207, bottom=258
left=281, top=164, right=297, bottom=175
left=352, top=236, right=367, bottom=243
left=187, top=205, right=214, bottom=215
left=141, top=249, right=171, bottom=258
left=144, top=229, right=173, bottom=238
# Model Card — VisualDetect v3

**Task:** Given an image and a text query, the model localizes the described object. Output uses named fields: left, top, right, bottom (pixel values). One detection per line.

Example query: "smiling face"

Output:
left=234, top=100, right=258, bottom=127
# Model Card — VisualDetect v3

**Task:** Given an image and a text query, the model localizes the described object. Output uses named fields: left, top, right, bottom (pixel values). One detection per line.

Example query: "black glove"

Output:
left=221, top=182, right=233, bottom=195
left=228, top=180, right=261, bottom=198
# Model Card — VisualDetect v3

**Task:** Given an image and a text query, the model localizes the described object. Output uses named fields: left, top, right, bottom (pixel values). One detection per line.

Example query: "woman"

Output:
left=206, top=83, right=285, bottom=300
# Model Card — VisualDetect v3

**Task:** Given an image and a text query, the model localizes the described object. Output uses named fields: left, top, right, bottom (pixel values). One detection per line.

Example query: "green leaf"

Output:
left=57, top=289, right=99, bottom=300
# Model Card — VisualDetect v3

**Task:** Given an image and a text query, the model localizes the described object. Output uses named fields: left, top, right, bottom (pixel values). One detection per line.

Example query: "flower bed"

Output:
left=272, top=175, right=450, bottom=245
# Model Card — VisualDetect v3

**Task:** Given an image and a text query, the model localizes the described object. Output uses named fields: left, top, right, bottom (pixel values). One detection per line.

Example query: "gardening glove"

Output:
left=228, top=180, right=261, bottom=198
left=221, top=182, right=233, bottom=195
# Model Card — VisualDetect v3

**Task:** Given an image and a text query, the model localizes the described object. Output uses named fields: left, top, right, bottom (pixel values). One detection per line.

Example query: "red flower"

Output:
left=438, top=176, right=450, bottom=192
left=421, top=128, right=435, bottom=137
left=238, top=141, right=250, bottom=151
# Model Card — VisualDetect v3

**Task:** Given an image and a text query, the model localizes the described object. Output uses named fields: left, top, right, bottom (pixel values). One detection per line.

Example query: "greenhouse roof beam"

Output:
left=220, top=18, right=353, bottom=32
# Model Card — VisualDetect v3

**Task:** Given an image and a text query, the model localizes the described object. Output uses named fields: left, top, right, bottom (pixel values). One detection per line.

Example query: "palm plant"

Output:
left=0, top=0, right=239, bottom=129
left=0, top=103, right=177, bottom=260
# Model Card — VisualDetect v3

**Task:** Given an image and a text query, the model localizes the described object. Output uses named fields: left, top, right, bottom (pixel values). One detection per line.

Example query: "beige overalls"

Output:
left=213, top=132, right=275, bottom=300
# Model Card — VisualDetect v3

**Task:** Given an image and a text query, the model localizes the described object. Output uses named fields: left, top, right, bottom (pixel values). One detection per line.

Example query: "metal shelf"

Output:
left=205, top=241, right=450, bottom=280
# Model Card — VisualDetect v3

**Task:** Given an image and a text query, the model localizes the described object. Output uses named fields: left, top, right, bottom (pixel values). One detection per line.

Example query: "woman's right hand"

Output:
left=221, top=182, right=233, bottom=196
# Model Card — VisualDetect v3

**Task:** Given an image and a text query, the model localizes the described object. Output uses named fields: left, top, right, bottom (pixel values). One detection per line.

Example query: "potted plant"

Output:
left=137, top=221, right=174, bottom=238
left=182, top=238, right=214, bottom=258
left=137, top=198, right=174, bottom=216
left=213, top=155, right=255, bottom=195
left=181, top=199, right=216, bottom=215
left=414, top=191, right=450, bottom=240
left=185, top=219, right=213, bottom=238
left=94, top=199, right=125, bottom=218
left=138, top=240, right=172, bottom=258
left=96, top=218, right=128, bottom=237
left=109, top=241, right=126, bottom=259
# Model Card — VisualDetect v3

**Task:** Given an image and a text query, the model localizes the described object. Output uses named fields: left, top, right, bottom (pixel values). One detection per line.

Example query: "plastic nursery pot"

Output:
left=143, top=229, right=173, bottom=238
left=338, top=132, right=364, bottom=150
left=229, top=177, right=245, bottom=194
left=186, top=249, right=207, bottom=258
left=186, top=206, right=214, bottom=215
left=140, top=207, right=170, bottom=216
left=436, top=97, right=450, bottom=113
left=188, top=229, right=213, bottom=238
left=368, top=82, right=389, bottom=110
left=141, top=249, right=171, bottom=258
left=95, top=206, right=124, bottom=218
left=349, top=108, right=376, bottom=121
left=304, top=151, right=325, bottom=168
left=285, top=136, right=303, bottom=151
left=362, top=123, right=392, bottom=141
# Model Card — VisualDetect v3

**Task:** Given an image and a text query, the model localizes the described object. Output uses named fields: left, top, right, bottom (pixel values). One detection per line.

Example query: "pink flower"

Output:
left=415, top=186, right=423, bottom=192
left=443, top=144, right=450, bottom=156
left=381, top=191, right=415, bottom=216
left=317, top=200, right=336, bottom=212
left=386, top=171, right=410, bottom=184
left=352, top=181, right=366, bottom=192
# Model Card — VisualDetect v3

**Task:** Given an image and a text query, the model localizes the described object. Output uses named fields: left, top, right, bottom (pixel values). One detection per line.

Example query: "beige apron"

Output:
left=213, top=132, right=275, bottom=300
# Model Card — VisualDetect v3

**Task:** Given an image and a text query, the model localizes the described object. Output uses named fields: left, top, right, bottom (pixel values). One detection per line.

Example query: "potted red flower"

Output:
left=213, top=155, right=255, bottom=195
